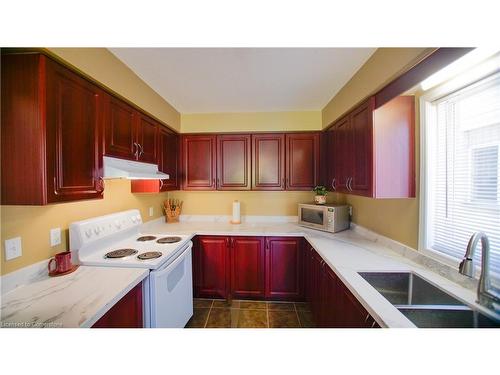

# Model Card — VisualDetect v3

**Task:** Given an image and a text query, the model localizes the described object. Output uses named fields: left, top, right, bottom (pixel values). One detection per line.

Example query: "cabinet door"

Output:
left=231, top=236, right=265, bottom=299
left=45, top=59, right=104, bottom=203
left=309, top=249, right=324, bottom=325
left=285, top=133, right=320, bottom=190
left=159, top=127, right=179, bottom=191
left=252, top=133, right=285, bottom=190
left=104, top=95, right=137, bottom=160
left=92, top=282, right=143, bottom=328
left=195, top=236, right=230, bottom=299
left=217, top=134, right=251, bottom=190
left=326, top=128, right=336, bottom=192
left=182, top=135, right=217, bottom=190
left=350, top=99, right=374, bottom=196
left=265, top=237, right=303, bottom=301
left=324, top=266, right=339, bottom=328
left=136, top=113, right=158, bottom=164
left=333, top=115, right=352, bottom=193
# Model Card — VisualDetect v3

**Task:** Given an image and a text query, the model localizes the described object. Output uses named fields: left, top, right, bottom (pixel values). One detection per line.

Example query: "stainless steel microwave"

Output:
left=298, top=203, right=350, bottom=233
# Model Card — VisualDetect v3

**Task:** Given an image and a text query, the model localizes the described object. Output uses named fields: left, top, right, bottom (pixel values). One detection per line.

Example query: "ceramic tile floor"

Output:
left=186, top=298, right=316, bottom=328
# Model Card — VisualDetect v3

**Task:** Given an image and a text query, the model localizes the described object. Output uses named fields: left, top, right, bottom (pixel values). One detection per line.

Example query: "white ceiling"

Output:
left=109, top=48, right=376, bottom=113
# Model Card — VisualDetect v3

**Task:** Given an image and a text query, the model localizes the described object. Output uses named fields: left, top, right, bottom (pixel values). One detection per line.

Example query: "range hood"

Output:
left=103, top=156, right=169, bottom=180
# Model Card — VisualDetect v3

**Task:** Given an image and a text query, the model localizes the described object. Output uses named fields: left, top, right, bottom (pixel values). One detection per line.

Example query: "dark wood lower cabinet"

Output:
left=191, top=235, right=380, bottom=327
left=193, top=236, right=230, bottom=299
left=265, top=237, right=303, bottom=301
left=305, top=245, right=379, bottom=328
left=92, top=283, right=143, bottom=328
left=231, top=236, right=265, bottom=299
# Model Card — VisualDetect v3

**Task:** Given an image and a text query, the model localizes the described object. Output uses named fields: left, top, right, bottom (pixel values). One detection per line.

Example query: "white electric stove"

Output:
left=69, top=209, right=193, bottom=328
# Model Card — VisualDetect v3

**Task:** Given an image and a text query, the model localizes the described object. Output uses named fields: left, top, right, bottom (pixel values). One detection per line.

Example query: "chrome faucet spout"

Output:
left=459, top=232, right=499, bottom=311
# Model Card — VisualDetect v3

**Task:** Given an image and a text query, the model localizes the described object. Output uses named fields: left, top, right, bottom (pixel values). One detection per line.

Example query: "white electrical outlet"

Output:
left=149, top=207, right=154, bottom=217
left=4, top=237, right=22, bottom=260
left=50, top=228, right=61, bottom=246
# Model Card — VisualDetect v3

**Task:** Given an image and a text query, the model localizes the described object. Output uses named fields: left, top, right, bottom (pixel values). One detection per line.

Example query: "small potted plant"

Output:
left=313, top=185, right=327, bottom=205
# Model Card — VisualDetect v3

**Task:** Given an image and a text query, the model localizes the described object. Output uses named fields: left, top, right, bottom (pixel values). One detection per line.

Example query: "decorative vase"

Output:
left=314, top=195, right=326, bottom=205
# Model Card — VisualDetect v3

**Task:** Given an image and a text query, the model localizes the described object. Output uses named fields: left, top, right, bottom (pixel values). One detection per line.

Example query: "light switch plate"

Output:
left=4, top=237, right=22, bottom=260
left=149, top=207, right=154, bottom=217
left=50, top=228, right=61, bottom=246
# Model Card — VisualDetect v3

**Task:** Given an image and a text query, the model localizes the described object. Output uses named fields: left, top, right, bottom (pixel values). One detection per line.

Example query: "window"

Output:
left=421, top=70, right=500, bottom=285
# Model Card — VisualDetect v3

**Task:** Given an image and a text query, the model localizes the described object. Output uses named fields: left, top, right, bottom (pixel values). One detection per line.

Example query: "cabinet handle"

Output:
left=371, top=320, right=377, bottom=328
left=212, top=178, right=216, bottom=187
left=231, top=238, right=235, bottom=248
left=53, top=177, right=59, bottom=195
left=364, top=314, right=371, bottom=323
left=138, top=143, right=144, bottom=158
left=282, top=178, right=285, bottom=187
left=133, top=142, right=139, bottom=159
left=331, top=178, right=336, bottom=191
left=349, top=177, right=353, bottom=192
left=159, top=179, right=164, bottom=191
left=217, top=177, right=220, bottom=187
left=98, top=177, right=105, bottom=193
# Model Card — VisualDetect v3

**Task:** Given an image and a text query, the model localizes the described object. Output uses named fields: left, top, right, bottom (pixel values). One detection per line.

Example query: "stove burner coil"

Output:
left=137, top=236, right=157, bottom=242
left=137, top=251, right=163, bottom=260
left=156, top=236, right=183, bottom=244
left=105, top=249, right=138, bottom=258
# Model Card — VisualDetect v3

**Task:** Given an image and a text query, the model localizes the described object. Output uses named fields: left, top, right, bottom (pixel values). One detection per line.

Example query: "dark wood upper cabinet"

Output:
left=252, top=133, right=286, bottom=190
left=104, top=95, right=137, bottom=161
left=217, top=134, right=251, bottom=190
left=159, top=127, right=180, bottom=191
left=350, top=99, right=374, bottom=195
left=45, top=59, right=104, bottom=203
left=325, top=96, right=414, bottom=198
left=285, top=132, right=320, bottom=190
left=1, top=53, right=104, bottom=205
left=104, top=96, right=158, bottom=163
left=131, top=125, right=179, bottom=193
left=136, top=113, right=158, bottom=164
left=230, top=236, right=265, bottom=299
left=181, top=135, right=217, bottom=190
left=265, top=236, right=303, bottom=301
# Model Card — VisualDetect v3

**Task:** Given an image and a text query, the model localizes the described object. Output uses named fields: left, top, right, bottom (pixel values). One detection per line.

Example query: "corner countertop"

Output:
left=142, top=218, right=499, bottom=328
left=1, top=266, right=148, bottom=328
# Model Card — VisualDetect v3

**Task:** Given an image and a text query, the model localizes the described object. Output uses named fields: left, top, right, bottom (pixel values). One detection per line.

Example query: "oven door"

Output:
left=149, top=242, right=193, bottom=328
left=298, top=204, right=327, bottom=231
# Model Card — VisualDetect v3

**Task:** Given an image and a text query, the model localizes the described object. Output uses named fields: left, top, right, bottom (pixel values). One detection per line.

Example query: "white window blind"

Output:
left=428, top=72, right=500, bottom=283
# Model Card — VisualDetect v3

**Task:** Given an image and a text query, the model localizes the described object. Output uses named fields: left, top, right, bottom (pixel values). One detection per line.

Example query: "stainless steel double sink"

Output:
left=358, top=272, right=500, bottom=328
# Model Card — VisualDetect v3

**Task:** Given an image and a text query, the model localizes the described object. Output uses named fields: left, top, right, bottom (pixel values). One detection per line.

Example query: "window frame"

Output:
left=419, top=62, right=500, bottom=276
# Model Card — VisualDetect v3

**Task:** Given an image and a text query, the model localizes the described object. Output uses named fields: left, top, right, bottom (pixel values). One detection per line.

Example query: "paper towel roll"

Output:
left=231, top=200, right=241, bottom=224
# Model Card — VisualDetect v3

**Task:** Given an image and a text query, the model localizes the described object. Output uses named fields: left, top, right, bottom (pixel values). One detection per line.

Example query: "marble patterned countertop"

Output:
left=143, top=216, right=500, bottom=328
left=2, top=215, right=498, bottom=328
left=1, top=266, right=148, bottom=328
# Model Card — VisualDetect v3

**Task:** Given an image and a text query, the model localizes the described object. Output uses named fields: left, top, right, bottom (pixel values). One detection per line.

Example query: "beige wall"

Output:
left=181, top=111, right=322, bottom=133
left=46, top=48, right=181, bottom=131
left=322, top=48, right=432, bottom=249
left=168, top=191, right=332, bottom=217
left=0, top=180, right=168, bottom=275
left=322, top=48, right=432, bottom=127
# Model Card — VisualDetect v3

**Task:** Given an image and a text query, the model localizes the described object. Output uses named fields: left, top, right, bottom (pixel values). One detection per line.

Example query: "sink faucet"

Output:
left=459, top=232, right=500, bottom=311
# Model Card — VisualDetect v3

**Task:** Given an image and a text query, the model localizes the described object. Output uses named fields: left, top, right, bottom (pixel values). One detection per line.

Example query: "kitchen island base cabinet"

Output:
left=92, top=283, right=143, bottom=328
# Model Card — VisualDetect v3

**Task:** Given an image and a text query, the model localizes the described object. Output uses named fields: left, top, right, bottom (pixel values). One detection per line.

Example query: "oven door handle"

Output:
left=153, top=243, right=192, bottom=278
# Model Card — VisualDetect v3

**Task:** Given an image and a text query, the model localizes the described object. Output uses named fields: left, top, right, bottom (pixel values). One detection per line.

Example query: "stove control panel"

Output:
left=70, top=209, right=143, bottom=250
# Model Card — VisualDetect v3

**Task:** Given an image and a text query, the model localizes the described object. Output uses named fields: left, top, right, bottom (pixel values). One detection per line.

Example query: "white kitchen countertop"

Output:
left=143, top=217, right=500, bottom=327
left=1, top=266, right=148, bottom=328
